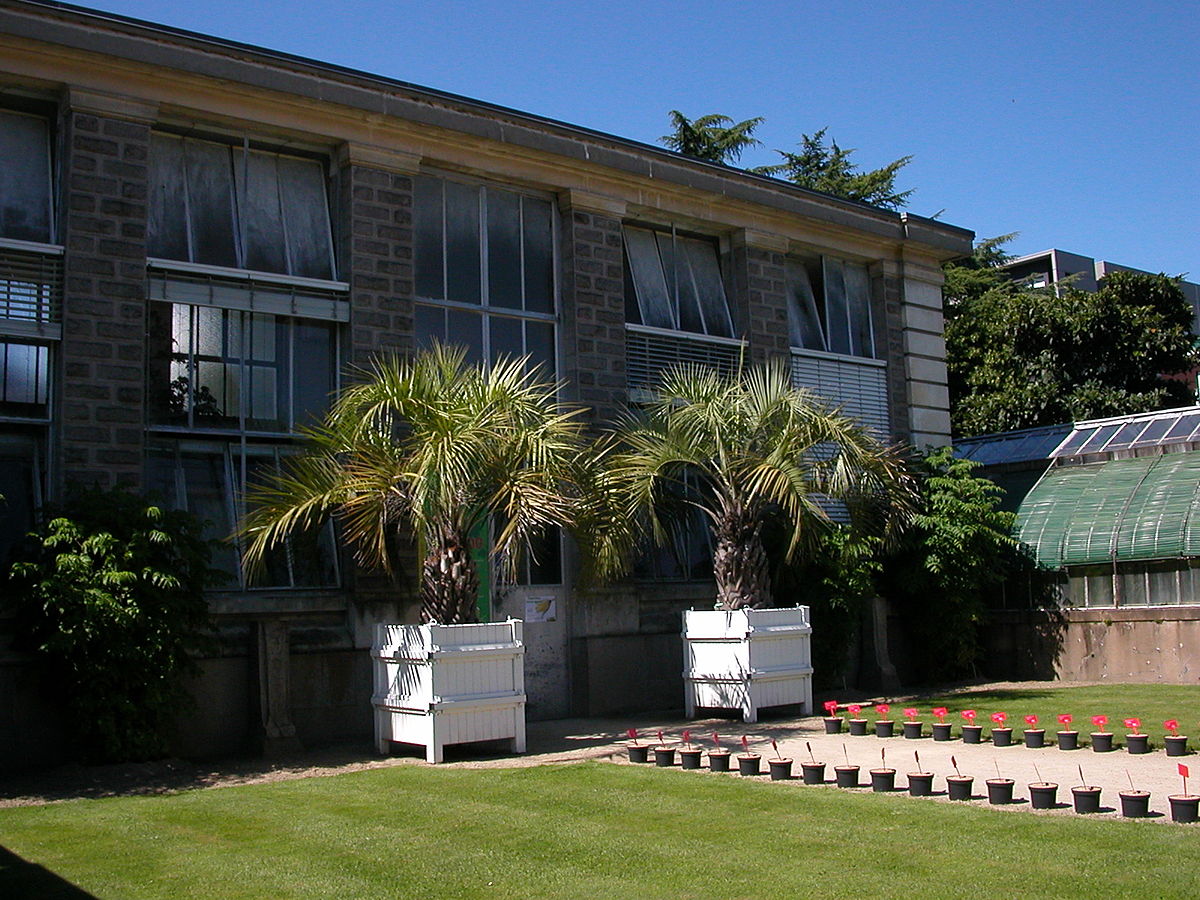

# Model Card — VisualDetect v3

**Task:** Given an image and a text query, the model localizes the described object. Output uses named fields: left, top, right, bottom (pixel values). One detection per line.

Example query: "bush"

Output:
left=5, top=487, right=221, bottom=762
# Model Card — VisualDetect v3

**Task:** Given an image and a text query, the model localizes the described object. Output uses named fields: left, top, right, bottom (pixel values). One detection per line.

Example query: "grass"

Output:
left=3, top=761, right=1200, bottom=899
left=897, top=683, right=1200, bottom=744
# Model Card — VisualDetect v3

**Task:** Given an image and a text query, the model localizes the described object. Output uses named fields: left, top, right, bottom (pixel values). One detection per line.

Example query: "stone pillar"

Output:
left=334, top=143, right=418, bottom=369
left=558, top=190, right=627, bottom=426
left=257, top=618, right=301, bottom=756
left=731, top=229, right=789, bottom=367
left=871, top=260, right=910, bottom=444
left=58, top=89, right=154, bottom=490
left=898, top=259, right=952, bottom=448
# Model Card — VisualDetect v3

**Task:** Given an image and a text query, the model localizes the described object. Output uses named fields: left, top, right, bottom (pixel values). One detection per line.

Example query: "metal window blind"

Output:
left=790, top=350, right=889, bottom=437
left=0, top=245, right=62, bottom=339
left=148, top=270, right=349, bottom=322
left=625, top=327, right=744, bottom=402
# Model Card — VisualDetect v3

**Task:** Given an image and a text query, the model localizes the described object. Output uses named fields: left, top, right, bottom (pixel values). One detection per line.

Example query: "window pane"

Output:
left=0, top=342, right=49, bottom=414
left=277, top=156, right=334, bottom=280
left=624, top=227, right=673, bottom=329
left=414, top=302, right=445, bottom=349
left=1085, top=569, right=1113, bottom=607
left=446, top=308, right=483, bottom=365
left=183, top=139, right=239, bottom=268
left=147, top=134, right=190, bottom=261
left=180, top=451, right=240, bottom=577
left=489, top=314, right=523, bottom=363
left=656, top=232, right=705, bottom=333
left=682, top=237, right=732, bottom=337
left=844, top=262, right=874, bottom=358
left=487, top=188, right=522, bottom=309
left=0, top=111, right=52, bottom=244
left=236, top=151, right=288, bottom=275
left=147, top=302, right=184, bottom=424
left=444, top=180, right=481, bottom=304
left=0, top=436, right=39, bottom=570
left=786, top=259, right=826, bottom=351
left=823, top=257, right=851, bottom=355
left=522, top=197, right=554, bottom=314
left=1121, top=567, right=1147, bottom=607
left=525, top=320, right=555, bottom=378
left=293, top=320, right=336, bottom=427
left=1148, top=566, right=1177, bottom=606
left=414, top=176, right=445, bottom=300
left=523, top=526, right=562, bottom=585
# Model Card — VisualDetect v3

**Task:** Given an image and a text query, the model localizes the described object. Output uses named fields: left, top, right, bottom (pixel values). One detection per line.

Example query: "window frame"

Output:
left=786, top=252, right=877, bottom=361
left=623, top=223, right=735, bottom=339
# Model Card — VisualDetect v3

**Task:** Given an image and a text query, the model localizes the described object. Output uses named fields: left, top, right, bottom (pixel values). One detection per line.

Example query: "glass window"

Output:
left=0, top=341, right=51, bottom=419
left=787, top=254, right=874, bottom=358
left=0, top=110, right=53, bottom=244
left=623, top=226, right=733, bottom=338
left=0, top=432, right=42, bottom=571
left=147, top=134, right=335, bottom=280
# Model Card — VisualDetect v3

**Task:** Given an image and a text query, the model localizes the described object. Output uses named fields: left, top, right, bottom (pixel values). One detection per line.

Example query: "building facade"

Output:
left=0, top=0, right=971, bottom=768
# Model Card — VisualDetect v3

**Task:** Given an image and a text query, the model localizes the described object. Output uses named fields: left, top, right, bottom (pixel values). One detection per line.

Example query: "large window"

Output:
left=624, top=226, right=733, bottom=338
left=787, top=255, right=874, bottom=358
left=0, top=109, right=53, bottom=245
left=147, top=133, right=335, bottom=280
left=414, top=174, right=556, bottom=375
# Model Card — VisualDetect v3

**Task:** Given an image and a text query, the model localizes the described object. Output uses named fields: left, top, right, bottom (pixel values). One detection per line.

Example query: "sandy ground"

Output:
left=2, top=682, right=1195, bottom=823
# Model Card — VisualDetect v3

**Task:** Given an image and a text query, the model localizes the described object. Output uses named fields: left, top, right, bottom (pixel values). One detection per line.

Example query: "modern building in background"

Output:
left=0, top=0, right=971, bottom=769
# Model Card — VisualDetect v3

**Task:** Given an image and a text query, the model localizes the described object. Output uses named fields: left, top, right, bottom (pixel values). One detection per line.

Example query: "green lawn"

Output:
left=900, top=683, right=1200, bottom=744
left=3, top=762, right=1199, bottom=899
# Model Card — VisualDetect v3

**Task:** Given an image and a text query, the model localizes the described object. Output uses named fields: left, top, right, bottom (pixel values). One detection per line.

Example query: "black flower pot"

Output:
left=932, top=723, right=953, bottom=742
left=961, top=725, right=983, bottom=745
left=870, top=768, right=896, bottom=792
left=708, top=750, right=731, bottom=773
left=769, top=759, right=793, bottom=780
left=902, top=722, right=924, bottom=739
left=628, top=744, right=650, bottom=763
left=801, top=761, right=826, bottom=785
left=848, top=718, right=868, bottom=736
left=1024, top=728, right=1045, bottom=749
left=824, top=717, right=844, bottom=735
left=738, top=754, right=761, bottom=776
left=986, top=778, right=1015, bottom=805
left=907, top=772, right=934, bottom=796
left=1120, top=790, right=1151, bottom=818
left=1165, top=735, right=1189, bottom=757
left=991, top=727, right=1013, bottom=748
left=1072, top=785, right=1102, bottom=814
left=654, top=747, right=676, bottom=767
left=947, top=775, right=974, bottom=801
left=1125, top=734, right=1150, bottom=755
left=874, top=720, right=895, bottom=738
left=679, top=748, right=703, bottom=770
left=1057, top=730, right=1079, bottom=751
left=1090, top=732, right=1113, bottom=753
left=834, top=765, right=860, bottom=788
left=1029, top=782, right=1058, bottom=809
left=1169, top=794, right=1200, bottom=823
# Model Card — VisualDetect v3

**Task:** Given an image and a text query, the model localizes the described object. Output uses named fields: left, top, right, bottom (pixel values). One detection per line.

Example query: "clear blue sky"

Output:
left=79, top=0, right=1198, bottom=278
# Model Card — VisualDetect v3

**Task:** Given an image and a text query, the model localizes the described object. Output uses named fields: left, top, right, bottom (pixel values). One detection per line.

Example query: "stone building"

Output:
left=0, top=0, right=971, bottom=768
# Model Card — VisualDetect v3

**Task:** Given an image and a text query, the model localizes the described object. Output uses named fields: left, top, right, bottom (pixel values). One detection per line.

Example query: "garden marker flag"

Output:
left=1180, top=763, right=1190, bottom=778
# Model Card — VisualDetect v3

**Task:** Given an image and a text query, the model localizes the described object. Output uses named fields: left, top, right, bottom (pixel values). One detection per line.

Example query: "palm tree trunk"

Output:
left=712, top=506, right=773, bottom=610
left=420, top=530, right=480, bottom=624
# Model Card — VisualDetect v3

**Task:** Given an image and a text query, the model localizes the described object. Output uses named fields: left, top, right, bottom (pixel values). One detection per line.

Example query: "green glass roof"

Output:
left=1016, top=451, right=1200, bottom=568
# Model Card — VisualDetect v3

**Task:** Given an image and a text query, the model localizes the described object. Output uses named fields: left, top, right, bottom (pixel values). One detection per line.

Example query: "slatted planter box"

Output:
left=683, top=606, right=813, bottom=723
left=372, top=620, right=526, bottom=763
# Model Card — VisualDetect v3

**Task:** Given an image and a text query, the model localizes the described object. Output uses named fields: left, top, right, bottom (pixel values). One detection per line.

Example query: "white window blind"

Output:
left=791, top=349, right=889, bottom=437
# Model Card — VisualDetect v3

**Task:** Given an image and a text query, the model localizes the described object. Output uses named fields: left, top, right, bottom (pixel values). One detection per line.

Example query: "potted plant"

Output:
left=1164, top=719, right=1189, bottom=757
left=678, top=730, right=703, bottom=770
left=847, top=704, right=869, bottom=736
left=1029, top=763, right=1058, bottom=809
left=768, top=739, right=793, bottom=780
left=907, top=750, right=934, bottom=796
left=902, top=708, right=923, bottom=740
left=1089, top=715, right=1113, bottom=752
left=1119, top=769, right=1151, bottom=818
left=654, top=730, right=676, bottom=767
left=946, top=755, right=973, bottom=801
left=960, top=709, right=982, bottom=744
left=801, top=741, right=826, bottom=785
left=1123, top=717, right=1150, bottom=755
left=870, top=747, right=896, bottom=792
left=986, top=759, right=1014, bottom=804
left=1056, top=713, right=1079, bottom=750
left=626, top=728, right=650, bottom=763
left=874, top=703, right=895, bottom=738
left=1023, top=714, right=1045, bottom=748
left=990, top=711, right=1012, bottom=747
left=823, top=700, right=844, bottom=734
left=931, top=707, right=952, bottom=741
left=737, top=735, right=761, bottom=776
left=1072, top=764, right=1102, bottom=814
left=708, top=733, right=731, bottom=772
left=834, top=744, right=860, bottom=788
left=1170, top=762, right=1199, bottom=823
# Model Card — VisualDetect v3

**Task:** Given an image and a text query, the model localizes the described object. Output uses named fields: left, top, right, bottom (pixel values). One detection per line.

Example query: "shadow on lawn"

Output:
left=0, top=845, right=98, bottom=899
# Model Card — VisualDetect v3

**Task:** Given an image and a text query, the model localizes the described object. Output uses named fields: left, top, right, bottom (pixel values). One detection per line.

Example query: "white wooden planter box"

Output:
left=372, top=619, right=527, bottom=763
left=682, top=606, right=814, bottom=723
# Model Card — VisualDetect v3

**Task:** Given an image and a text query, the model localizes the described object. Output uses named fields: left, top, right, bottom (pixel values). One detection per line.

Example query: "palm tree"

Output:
left=239, top=344, right=586, bottom=625
left=594, top=362, right=914, bottom=609
left=661, top=111, right=764, bottom=165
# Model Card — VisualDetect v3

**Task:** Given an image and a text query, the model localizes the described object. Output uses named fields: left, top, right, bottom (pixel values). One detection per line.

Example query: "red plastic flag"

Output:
left=961, top=709, right=977, bottom=723
left=1180, top=763, right=1190, bottom=778
left=933, top=707, right=948, bottom=722
left=876, top=703, right=891, bottom=718
left=848, top=704, right=862, bottom=717
left=741, top=735, right=750, bottom=753
left=1124, top=718, right=1141, bottom=731
left=1057, top=713, right=1073, bottom=726
left=712, top=733, right=721, bottom=748
left=682, top=729, right=691, bottom=748
left=627, top=728, right=638, bottom=744
left=1091, top=715, right=1108, bottom=729
left=1025, top=714, right=1039, bottom=726
left=824, top=700, right=839, bottom=715
left=904, top=707, right=919, bottom=721
left=991, top=712, right=1007, bottom=725
left=1164, top=719, right=1180, bottom=735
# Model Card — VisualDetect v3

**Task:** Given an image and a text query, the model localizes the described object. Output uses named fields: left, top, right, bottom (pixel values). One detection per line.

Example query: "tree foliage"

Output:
left=5, top=488, right=219, bottom=762
left=660, top=111, right=763, bottom=165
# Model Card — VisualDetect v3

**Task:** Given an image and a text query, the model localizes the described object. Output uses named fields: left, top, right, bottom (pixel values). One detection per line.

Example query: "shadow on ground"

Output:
left=0, top=845, right=97, bottom=899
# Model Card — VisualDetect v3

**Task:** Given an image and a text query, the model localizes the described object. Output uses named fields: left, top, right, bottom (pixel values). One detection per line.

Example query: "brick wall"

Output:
left=873, top=269, right=911, bottom=444
left=733, top=236, right=789, bottom=366
left=59, top=108, right=150, bottom=490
